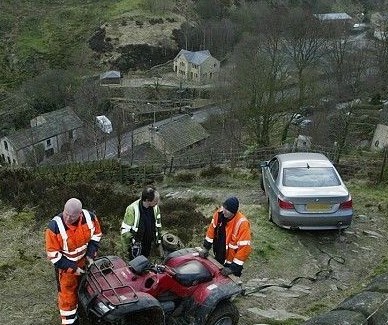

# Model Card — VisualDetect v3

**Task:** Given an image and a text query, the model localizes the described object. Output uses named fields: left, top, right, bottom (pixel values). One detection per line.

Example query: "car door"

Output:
left=266, top=158, right=280, bottom=209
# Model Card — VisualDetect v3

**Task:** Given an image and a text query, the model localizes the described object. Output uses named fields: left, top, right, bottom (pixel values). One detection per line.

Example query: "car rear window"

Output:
left=283, top=167, right=341, bottom=187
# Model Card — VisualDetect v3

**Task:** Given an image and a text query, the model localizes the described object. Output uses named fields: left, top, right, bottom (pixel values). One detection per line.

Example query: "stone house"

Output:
left=0, top=107, right=83, bottom=166
left=313, top=12, right=353, bottom=30
left=133, top=114, right=209, bottom=157
left=173, top=50, right=220, bottom=83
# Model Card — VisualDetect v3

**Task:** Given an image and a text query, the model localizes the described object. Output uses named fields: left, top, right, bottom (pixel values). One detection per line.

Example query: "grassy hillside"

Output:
left=0, top=0, right=143, bottom=88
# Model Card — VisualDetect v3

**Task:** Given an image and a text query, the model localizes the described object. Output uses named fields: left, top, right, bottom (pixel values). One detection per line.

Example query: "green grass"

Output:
left=109, top=0, right=143, bottom=16
left=0, top=0, right=148, bottom=83
left=371, top=256, right=388, bottom=276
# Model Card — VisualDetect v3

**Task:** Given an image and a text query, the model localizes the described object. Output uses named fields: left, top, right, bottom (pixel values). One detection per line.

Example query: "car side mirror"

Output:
left=260, top=161, right=268, bottom=168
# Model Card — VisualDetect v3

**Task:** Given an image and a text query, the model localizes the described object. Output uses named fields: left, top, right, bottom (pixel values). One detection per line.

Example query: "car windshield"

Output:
left=283, top=167, right=341, bottom=187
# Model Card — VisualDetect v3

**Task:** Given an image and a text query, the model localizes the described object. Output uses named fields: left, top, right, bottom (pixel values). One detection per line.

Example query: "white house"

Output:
left=0, top=107, right=83, bottom=166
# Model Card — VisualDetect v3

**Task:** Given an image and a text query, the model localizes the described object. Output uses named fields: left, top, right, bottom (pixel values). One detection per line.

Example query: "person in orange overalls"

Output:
left=45, top=198, right=102, bottom=325
left=199, top=196, right=252, bottom=277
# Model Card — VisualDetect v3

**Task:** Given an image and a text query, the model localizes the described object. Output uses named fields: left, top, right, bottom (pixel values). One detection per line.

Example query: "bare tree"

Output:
left=73, top=80, right=112, bottom=160
left=284, top=9, right=327, bottom=107
left=229, top=5, right=290, bottom=147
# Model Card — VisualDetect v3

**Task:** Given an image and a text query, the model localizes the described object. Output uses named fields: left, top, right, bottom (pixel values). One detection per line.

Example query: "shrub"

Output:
left=174, top=172, right=196, bottom=183
left=199, top=166, right=224, bottom=178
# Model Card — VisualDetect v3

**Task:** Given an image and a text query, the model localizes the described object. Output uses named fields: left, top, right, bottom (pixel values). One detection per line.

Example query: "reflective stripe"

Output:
left=63, top=245, right=88, bottom=261
left=229, top=244, right=238, bottom=249
left=82, top=210, right=93, bottom=230
left=121, top=221, right=132, bottom=235
left=54, top=216, right=68, bottom=252
left=155, top=207, right=161, bottom=241
left=60, top=308, right=77, bottom=316
left=48, top=251, right=62, bottom=264
left=132, top=203, right=141, bottom=232
left=205, top=236, right=213, bottom=243
left=62, top=319, right=76, bottom=325
left=232, top=257, right=244, bottom=265
left=83, top=210, right=101, bottom=242
left=238, top=240, right=251, bottom=246
left=91, top=233, right=102, bottom=242
left=233, top=217, right=248, bottom=236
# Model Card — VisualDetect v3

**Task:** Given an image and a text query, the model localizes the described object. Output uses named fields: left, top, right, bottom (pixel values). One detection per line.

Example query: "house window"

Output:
left=7, top=156, right=11, bottom=164
left=69, top=130, right=73, bottom=139
left=3, top=140, right=8, bottom=151
left=46, top=139, right=52, bottom=147
left=12, top=159, right=16, bottom=164
left=1, top=154, right=4, bottom=161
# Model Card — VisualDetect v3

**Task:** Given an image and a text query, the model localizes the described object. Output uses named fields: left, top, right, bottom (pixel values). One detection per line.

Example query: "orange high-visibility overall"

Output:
left=45, top=209, right=102, bottom=325
left=204, top=208, right=252, bottom=271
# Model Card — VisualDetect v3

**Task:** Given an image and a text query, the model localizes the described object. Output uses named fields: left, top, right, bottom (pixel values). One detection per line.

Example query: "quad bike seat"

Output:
left=173, top=260, right=212, bottom=286
left=128, top=255, right=151, bottom=274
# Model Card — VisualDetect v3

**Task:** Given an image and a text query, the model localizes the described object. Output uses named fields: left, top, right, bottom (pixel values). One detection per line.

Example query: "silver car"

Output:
left=260, top=152, right=353, bottom=230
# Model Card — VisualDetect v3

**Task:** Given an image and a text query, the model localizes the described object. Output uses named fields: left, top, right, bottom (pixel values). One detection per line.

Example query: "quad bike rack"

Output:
left=81, top=256, right=138, bottom=317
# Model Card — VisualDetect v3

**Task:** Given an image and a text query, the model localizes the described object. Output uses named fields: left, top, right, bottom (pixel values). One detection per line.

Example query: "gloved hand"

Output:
left=158, top=244, right=164, bottom=258
left=86, top=256, right=94, bottom=266
left=220, top=267, right=233, bottom=276
left=198, top=248, right=209, bottom=258
left=75, top=267, right=85, bottom=275
left=131, top=242, right=142, bottom=258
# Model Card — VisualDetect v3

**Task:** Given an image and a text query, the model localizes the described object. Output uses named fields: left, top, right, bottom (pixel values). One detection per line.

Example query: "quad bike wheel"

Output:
left=205, top=300, right=239, bottom=325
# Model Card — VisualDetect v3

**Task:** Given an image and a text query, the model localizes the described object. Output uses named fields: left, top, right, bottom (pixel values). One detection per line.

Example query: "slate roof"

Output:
left=314, top=13, right=352, bottom=21
left=174, top=50, right=212, bottom=65
left=5, top=107, right=83, bottom=151
left=155, top=114, right=209, bottom=154
left=100, top=70, right=121, bottom=79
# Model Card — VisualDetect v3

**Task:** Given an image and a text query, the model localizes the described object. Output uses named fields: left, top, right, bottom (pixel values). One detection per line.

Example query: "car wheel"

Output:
left=268, top=200, right=273, bottom=222
left=205, top=300, right=239, bottom=325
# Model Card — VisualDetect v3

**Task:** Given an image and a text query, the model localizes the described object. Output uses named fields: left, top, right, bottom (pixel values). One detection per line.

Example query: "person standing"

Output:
left=199, top=196, right=252, bottom=277
left=121, top=186, right=163, bottom=259
left=45, top=198, right=102, bottom=325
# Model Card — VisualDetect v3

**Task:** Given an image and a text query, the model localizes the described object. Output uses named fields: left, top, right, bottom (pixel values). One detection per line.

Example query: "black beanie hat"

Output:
left=223, top=196, right=239, bottom=214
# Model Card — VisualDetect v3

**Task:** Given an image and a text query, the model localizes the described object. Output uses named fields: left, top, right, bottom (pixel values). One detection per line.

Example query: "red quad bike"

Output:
left=78, top=248, right=243, bottom=325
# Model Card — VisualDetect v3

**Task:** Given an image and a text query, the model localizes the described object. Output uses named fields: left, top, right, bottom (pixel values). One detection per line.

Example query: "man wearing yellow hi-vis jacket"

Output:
left=121, top=186, right=163, bottom=259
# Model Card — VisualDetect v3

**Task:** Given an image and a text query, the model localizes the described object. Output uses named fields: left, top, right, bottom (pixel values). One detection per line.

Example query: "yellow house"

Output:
left=173, top=50, right=220, bottom=83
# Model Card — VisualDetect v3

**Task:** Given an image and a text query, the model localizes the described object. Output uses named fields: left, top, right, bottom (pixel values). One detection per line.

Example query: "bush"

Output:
left=199, top=166, right=224, bottom=178
left=174, top=172, right=197, bottom=183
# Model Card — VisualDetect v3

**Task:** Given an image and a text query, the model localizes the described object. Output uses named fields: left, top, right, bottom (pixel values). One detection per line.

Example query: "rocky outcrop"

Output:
left=88, top=14, right=185, bottom=71
left=304, top=273, right=388, bottom=324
